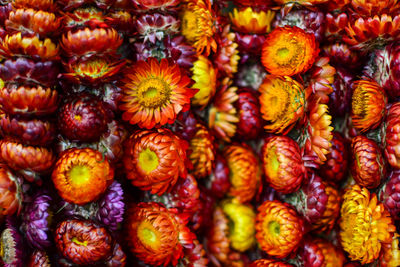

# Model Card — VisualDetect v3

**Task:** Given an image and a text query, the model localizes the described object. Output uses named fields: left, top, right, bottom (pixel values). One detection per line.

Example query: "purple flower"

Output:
left=96, top=181, right=124, bottom=231
left=21, top=192, right=52, bottom=250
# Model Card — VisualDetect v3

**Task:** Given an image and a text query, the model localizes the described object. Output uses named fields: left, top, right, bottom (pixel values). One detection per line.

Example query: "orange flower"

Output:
left=351, top=79, right=386, bottom=132
left=0, top=164, right=22, bottom=216
left=12, top=0, right=55, bottom=12
left=261, top=26, right=319, bottom=76
left=262, top=136, right=306, bottom=194
left=350, top=0, right=399, bottom=17
left=259, top=75, right=306, bottom=134
left=52, top=148, right=114, bottom=205
left=5, top=9, right=61, bottom=37
left=249, top=259, right=292, bottom=267
left=304, top=100, right=333, bottom=164
left=120, top=58, right=197, bottom=129
left=314, top=238, right=346, bottom=267
left=180, top=0, right=217, bottom=56
left=310, top=182, right=341, bottom=233
left=62, top=57, right=125, bottom=85
left=256, top=200, right=304, bottom=258
left=123, top=128, right=190, bottom=195
left=125, top=202, right=195, bottom=266
left=213, top=25, right=240, bottom=78
left=189, top=123, right=215, bottom=179
left=340, top=184, right=396, bottom=264
left=380, top=233, right=400, bottom=267
left=208, top=78, right=239, bottom=142
left=0, top=140, right=55, bottom=184
left=229, top=7, right=275, bottom=34
left=0, top=33, right=59, bottom=60
left=0, top=84, right=58, bottom=117
left=224, top=144, right=261, bottom=203
left=351, top=135, right=385, bottom=189
left=61, top=28, right=122, bottom=58
left=344, top=14, right=400, bottom=51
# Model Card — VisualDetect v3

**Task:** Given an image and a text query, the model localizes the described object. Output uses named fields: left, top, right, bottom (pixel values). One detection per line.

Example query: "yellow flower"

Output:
left=180, top=0, right=217, bottom=56
left=191, top=55, right=217, bottom=108
left=259, top=75, right=306, bottom=134
left=222, top=200, right=256, bottom=252
left=229, top=7, right=275, bottom=34
left=340, top=184, right=395, bottom=264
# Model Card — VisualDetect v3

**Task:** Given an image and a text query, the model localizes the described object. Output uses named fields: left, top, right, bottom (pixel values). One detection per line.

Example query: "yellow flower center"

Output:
left=266, top=148, right=280, bottom=179
left=137, top=221, right=161, bottom=250
left=277, top=47, right=290, bottom=59
left=138, top=148, right=159, bottom=173
left=74, top=115, right=82, bottom=122
left=268, top=221, right=281, bottom=237
left=68, top=165, right=91, bottom=186
left=72, top=237, right=88, bottom=247
left=181, top=9, right=198, bottom=43
left=137, top=78, right=171, bottom=108
left=0, top=79, right=4, bottom=90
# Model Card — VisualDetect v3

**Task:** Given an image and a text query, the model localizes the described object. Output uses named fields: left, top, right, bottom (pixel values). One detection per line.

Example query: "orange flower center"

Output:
left=68, top=165, right=91, bottom=186
left=137, top=221, right=161, bottom=250
left=268, top=221, right=281, bottom=237
left=138, top=148, right=159, bottom=173
left=138, top=78, right=171, bottom=108
left=72, top=237, right=88, bottom=247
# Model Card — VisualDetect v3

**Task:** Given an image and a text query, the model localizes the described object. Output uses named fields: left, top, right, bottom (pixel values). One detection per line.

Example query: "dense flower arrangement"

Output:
left=1, top=0, right=400, bottom=266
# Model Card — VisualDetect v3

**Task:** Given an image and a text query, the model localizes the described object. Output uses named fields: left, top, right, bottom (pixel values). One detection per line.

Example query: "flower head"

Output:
left=0, top=164, right=23, bottom=217
left=5, top=9, right=61, bottom=37
left=0, top=140, right=55, bottom=184
left=256, top=200, right=304, bottom=258
left=180, top=0, right=217, bottom=56
left=262, top=136, right=306, bottom=194
left=351, top=135, right=385, bottom=189
left=351, top=79, right=386, bottom=132
left=96, top=181, right=124, bottom=231
left=249, top=259, right=293, bottom=267
left=222, top=200, right=256, bottom=252
left=230, top=7, right=275, bottom=34
left=125, top=202, right=195, bottom=266
left=132, top=0, right=181, bottom=11
left=340, top=184, right=396, bottom=264
left=58, top=93, right=109, bottom=143
left=191, top=55, right=217, bottom=108
left=123, top=128, right=190, bottom=195
left=261, top=26, right=319, bottom=76
left=304, top=100, right=333, bottom=164
left=344, top=14, right=400, bottom=51
left=0, top=84, right=58, bottom=117
left=208, top=78, right=239, bottom=142
left=21, top=191, right=52, bottom=250
left=120, top=58, right=197, bottom=129
left=259, top=75, right=306, bottom=134
left=213, top=25, right=240, bottom=78
left=0, top=217, right=24, bottom=267
left=55, top=219, right=113, bottom=265
left=51, top=147, right=114, bottom=205
left=136, top=13, right=180, bottom=43
left=224, top=144, right=261, bottom=203
left=189, top=123, right=215, bottom=179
